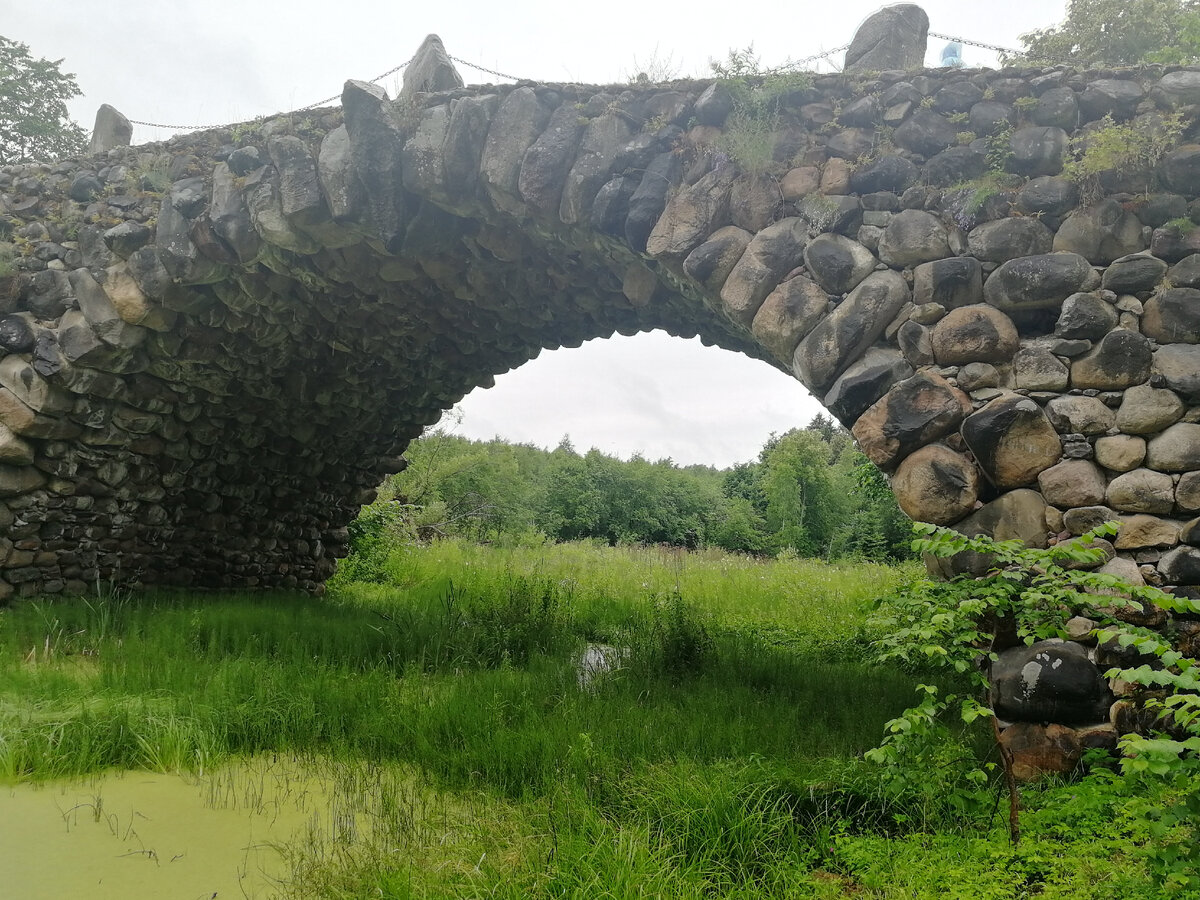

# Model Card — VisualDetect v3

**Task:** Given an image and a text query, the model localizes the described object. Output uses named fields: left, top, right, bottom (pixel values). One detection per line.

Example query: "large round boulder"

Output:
left=991, top=640, right=1113, bottom=725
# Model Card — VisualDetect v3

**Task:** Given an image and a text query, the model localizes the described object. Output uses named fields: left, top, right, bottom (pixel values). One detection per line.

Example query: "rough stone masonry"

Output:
left=4, top=13, right=1200, bottom=742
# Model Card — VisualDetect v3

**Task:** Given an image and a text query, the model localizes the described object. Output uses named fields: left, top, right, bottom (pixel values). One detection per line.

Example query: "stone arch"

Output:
left=3, top=48, right=1200, bottom=599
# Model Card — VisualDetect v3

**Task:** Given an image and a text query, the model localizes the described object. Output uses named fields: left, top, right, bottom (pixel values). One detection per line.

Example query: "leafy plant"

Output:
left=1064, top=113, right=1184, bottom=204
left=867, top=522, right=1200, bottom=847
left=1101, top=625, right=1200, bottom=890
left=709, top=45, right=812, bottom=174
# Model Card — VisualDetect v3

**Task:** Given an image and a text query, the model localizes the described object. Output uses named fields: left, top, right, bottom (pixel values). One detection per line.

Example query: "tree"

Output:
left=1014, top=0, right=1200, bottom=66
left=759, top=429, right=847, bottom=556
left=0, top=36, right=87, bottom=163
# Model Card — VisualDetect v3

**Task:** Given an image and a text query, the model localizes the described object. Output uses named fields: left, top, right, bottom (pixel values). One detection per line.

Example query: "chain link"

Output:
left=929, top=32, right=1021, bottom=58
left=446, top=54, right=523, bottom=82
left=119, top=31, right=1029, bottom=134
left=127, top=53, right=419, bottom=132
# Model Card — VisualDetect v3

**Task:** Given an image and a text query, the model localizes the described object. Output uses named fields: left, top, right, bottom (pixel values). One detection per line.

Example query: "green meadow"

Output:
left=0, top=541, right=1189, bottom=897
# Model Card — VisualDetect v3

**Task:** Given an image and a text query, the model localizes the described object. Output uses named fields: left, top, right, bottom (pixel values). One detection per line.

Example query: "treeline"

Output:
left=360, top=415, right=911, bottom=563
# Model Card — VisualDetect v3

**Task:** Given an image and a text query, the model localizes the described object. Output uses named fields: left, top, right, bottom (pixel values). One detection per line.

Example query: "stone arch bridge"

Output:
left=3, top=26, right=1200, bottom=601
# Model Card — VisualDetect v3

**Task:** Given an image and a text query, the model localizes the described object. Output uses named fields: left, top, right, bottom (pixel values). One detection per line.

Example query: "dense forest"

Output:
left=353, top=414, right=912, bottom=565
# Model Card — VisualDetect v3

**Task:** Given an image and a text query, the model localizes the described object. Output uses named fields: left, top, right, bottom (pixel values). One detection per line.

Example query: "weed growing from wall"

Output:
left=710, top=46, right=812, bottom=174
left=1064, top=113, right=1184, bottom=204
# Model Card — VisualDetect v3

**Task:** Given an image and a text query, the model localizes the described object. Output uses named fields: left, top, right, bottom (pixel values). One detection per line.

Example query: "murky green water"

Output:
left=0, top=758, right=344, bottom=899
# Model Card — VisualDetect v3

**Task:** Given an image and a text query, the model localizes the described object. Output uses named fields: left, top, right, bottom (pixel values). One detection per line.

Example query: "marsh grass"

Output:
left=0, top=542, right=1176, bottom=897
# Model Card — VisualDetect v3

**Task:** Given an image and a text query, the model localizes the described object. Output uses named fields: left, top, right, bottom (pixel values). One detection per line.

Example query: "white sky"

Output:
left=5, top=0, right=1068, bottom=467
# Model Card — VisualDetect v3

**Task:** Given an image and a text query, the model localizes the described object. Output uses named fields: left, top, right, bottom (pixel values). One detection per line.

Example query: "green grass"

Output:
left=0, top=541, right=1190, bottom=897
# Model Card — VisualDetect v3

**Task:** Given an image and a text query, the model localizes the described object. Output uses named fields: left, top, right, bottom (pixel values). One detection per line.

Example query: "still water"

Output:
left=0, top=758, right=343, bottom=899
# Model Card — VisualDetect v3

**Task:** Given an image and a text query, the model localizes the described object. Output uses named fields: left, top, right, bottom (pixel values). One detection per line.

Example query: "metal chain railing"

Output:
left=125, top=53, right=418, bottom=133
left=928, top=32, right=1022, bottom=59
left=446, top=54, right=524, bottom=83
left=118, top=30, right=1031, bottom=135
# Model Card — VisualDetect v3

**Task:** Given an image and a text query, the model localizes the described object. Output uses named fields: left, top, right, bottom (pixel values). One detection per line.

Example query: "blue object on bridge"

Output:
left=941, top=41, right=964, bottom=68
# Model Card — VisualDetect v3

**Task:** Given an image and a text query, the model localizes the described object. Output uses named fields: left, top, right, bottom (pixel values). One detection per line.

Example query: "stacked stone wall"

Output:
left=2, top=48, right=1200, bottom=620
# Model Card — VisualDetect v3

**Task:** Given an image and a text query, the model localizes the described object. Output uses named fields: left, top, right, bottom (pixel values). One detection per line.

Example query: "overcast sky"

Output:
left=6, top=0, right=1069, bottom=467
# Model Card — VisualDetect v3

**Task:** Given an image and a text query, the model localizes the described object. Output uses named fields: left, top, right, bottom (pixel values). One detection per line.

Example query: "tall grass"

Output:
left=0, top=545, right=915, bottom=789
left=2, top=542, right=1171, bottom=898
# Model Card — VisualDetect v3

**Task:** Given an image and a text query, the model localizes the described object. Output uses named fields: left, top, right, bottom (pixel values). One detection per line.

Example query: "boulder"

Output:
left=728, top=172, right=784, bottom=233
left=1013, top=345, right=1069, bottom=391
left=1142, top=287, right=1200, bottom=343
left=646, top=166, right=735, bottom=259
left=1009, top=126, right=1069, bottom=177
left=958, top=489, right=1049, bottom=547
left=721, top=218, right=808, bottom=325
left=590, top=175, right=640, bottom=236
left=893, top=109, right=959, bottom=158
left=851, top=372, right=971, bottom=469
left=559, top=112, right=634, bottom=225
left=399, top=34, right=463, bottom=100
left=1107, top=468, right=1177, bottom=514
left=518, top=104, right=589, bottom=217
left=957, top=362, right=999, bottom=391
left=1094, top=435, right=1147, bottom=473
left=480, top=88, right=554, bottom=215
left=1053, top=201, right=1147, bottom=265
left=341, top=79, right=410, bottom=252
left=682, top=225, right=752, bottom=292
left=897, top=320, right=935, bottom=367
left=1054, top=292, right=1119, bottom=340
left=961, top=393, right=1061, bottom=488
left=1152, top=343, right=1200, bottom=401
left=1159, top=144, right=1200, bottom=195
left=1046, top=395, right=1115, bottom=434
left=1177, top=472, right=1200, bottom=512
left=930, top=304, right=1019, bottom=365
left=793, top=269, right=910, bottom=394
left=751, top=275, right=829, bottom=363
left=694, top=82, right=734, bottom=126
left=1150, top=222, right=1200, bottom=263
left=780, top=166, right=821, bottom=201
left=913, top=256, right=983, bottom=308
left=984, top=252, right=1095, bottom=313
left=1064, top=505, right=1118, bottom=536
left=892, top=443, right=980, bottom=525
left=88, top=104, right=133, bottom=155
left=802, top=234, right=877, bottom=295
left=1015, top=176, right=1079, bottom=219
left=967, top=217, right=1054, bottom=263
left=877, top=209, right=951, bottom=268
left=921, top=146, right=987, bottom=187
left=1078, top=79, right=1144, bottom=122
left=1038, top=460, right=1107, bottom=508
left=1032, top=87, right=1079, bottom=130
left=1101, top=253, right=1167, bottom=295
left=933, top=81, right=984, bottom=114
left=626, top=152, right=682, bottom=252
left=1129, top=193, right=1187, bottom=228
left=1146, top=423, right=1200, bottom=471
left=1158, top=71, right=1200, bottom=107
left=992, top=641, right=1112, bottom=725
left=822, top=348, right=913, bottom=425
left=1159, top=546, right=1200, bottom=584
left=1115, top=384, right=1185, bottom=434
left=849, top=155, right=918, bottom=194
left=970, top=100, right=1015, bottom=136
left=1070, top=330, right=1152, bottom=390
left=1114, top=515, right=1181, bottom=549
left=844, top=4, right=929, bottom=72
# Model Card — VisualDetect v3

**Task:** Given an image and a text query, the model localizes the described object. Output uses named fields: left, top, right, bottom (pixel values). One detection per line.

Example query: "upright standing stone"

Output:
left=844, top=4, right=930, bottom=73
left=400, top=35, right=464, bottom=101
left=89, top=104, right=133, bottom=155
